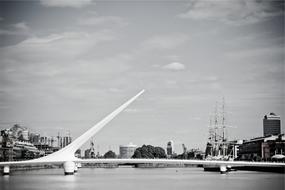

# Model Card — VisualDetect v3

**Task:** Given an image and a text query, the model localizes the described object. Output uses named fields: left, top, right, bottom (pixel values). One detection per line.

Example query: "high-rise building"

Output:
left=166, top=140, right=174, bottom=156
left=61, top=136, right=72, bottom=148
left=119, top=143, right=137, bottom=158
left=263, top=113, right=281, bottom=136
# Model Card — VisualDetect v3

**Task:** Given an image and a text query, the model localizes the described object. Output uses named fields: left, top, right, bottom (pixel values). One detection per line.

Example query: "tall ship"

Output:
left=204, top=98, right=233, bottom=171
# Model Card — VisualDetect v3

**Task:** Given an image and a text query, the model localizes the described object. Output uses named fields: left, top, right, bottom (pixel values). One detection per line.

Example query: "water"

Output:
left=0, top=167, right=284, bottom=190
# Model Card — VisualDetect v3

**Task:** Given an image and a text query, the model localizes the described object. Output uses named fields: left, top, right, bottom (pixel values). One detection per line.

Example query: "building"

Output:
left=85, top=141, right=95, bottom=158
left=238, top=134, right=285, bottom=161
left=119, top=143, right=137, bottom=158
left=263, top=113, right=281, bottom=136
left=29, top=133, right=40, bottom=145
left=227, top=140, right=243, bottom=159
left=75, top=149, right=81, bottom=158
left=13, top=141, right=40, bottom=160
left=166, top=140, right=174, bottom=157
left=21, top=130, right=29, bottom=141
left=0, top=126, right=73, bottom=160
left=59, top=136, right=72, bottom=148
left=51, top=137, right=58, bottom=148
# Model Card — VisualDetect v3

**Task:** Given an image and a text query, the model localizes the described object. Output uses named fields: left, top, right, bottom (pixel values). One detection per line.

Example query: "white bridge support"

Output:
left=3, top=165, right=10, bottom=175
left=59, top=90, right=144, bottom=175
left=63, top=161, right=75, bottom=175
left=220, top=165, right=227, bottom=174
left=74, top=163, right=78, bottom=173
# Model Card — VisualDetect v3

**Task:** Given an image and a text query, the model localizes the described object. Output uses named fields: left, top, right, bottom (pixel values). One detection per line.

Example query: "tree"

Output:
left=132, top=145, right=166, bottom=159
left=103, top=150, right=116, bottom=158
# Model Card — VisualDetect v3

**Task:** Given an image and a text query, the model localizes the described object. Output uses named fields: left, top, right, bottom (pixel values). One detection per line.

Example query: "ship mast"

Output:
left=222, top=97, right=226, bottom=142
left=215, top=102, right=219, bottom=156
left=206, top=98, right=230, bottom=159
left=208, top=115, right=214, bottom=156
left=221, top=97, right=227, bottom=157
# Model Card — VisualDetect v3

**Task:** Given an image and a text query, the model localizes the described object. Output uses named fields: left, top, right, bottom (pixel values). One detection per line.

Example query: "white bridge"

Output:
left=1, top=90, right=284, bottom=175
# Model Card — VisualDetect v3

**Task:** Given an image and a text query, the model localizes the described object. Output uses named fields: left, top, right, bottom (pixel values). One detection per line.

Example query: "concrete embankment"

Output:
left=82, top=163, right=200, bottom=168
left=9, top=165, right=58, bottom=171
left=82, top=163, right=119, bottom=168
left=233, top=166, right=285, bottom=173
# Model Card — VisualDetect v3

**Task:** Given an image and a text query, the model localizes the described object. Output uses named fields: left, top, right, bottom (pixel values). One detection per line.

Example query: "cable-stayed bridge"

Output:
left=0, top=90, right=284, bottom=175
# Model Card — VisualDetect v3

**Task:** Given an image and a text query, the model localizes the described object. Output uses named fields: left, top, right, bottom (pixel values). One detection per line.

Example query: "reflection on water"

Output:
left=3, top=175, right=10, bottom=182
left=0, top=167, right=284, bottom=190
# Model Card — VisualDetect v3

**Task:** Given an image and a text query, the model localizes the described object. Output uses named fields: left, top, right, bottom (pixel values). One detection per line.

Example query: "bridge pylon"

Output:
left=220, top=165, right=227, bottom=174
left=3, top=165, right=10, bottom=175
left=63, top=161, right=75, bottom=175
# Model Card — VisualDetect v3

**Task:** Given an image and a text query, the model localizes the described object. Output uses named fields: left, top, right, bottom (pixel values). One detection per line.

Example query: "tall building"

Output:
left=119, top=143, right=137, bottom=158
left=166, top=140, right=174, bottom=156
left=62, top=136, right=72, bottom=148
left=58, top=136, right=72, bottom=148
left=263, top=113, right=281, bottom=136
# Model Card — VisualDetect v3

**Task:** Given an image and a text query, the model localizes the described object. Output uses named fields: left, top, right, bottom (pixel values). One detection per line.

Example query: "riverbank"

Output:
left=8, top=165, right=58, bottom=172
left=232, top=166, right=285, bottom=173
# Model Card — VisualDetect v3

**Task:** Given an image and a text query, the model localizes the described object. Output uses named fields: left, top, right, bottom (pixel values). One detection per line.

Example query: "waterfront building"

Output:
left=13, top=141, right=40, bottom=160
left=227, top=140, right=243, bottom=159
left=21, top=130, right=29, bottom=141
left=263, top=113, right=281, bottom=136
left=40, top=136, right=48, bottom=145
left=0, top=126, right=73, bottom=160
left=85, top=141, right=95, bottom=158
left=51, top=137, right=58, bottom=148
left=119, top=143, right=137, bottom=158
left=61, top=136, right=72, bottom=148
left=29, top=133, right=40, bottom=145
left=188, top=148, right=205, bottom=160
left=84, top=148, right=96, bottom=158
left=33, top=136, right=61, bottom=155
left=166, top=140, right=174, bottom=157
left=75, top=149, right=81, bottom=158
left=57, top=135, right=72, bottom=148
left=238, top=134, right=285, bottom=161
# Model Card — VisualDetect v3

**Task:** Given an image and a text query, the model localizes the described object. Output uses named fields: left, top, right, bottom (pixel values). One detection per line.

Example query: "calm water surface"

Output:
left=0, top=167, right=284, bottom=190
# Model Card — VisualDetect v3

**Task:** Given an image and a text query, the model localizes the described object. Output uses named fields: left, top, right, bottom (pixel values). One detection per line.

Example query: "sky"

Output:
left=0, top=0, right=284, bottom=154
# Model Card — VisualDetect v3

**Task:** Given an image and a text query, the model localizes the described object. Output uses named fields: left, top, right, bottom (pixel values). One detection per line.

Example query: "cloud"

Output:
left=78, top=16, right=128, bottom=27
left=163, top=62, right=185, bottom=71
left=22, top=34, right=64, bottom=44
left=108, top=88, right=122, bottom=93
left=0, top=22, right=30, bottom=36
left=40, top=0, right=94, bottom=8
left=0, top=30, right=117, bottom=77
left=0, top=32, right=134, bottom=108
left=142, top=34, right=189, bottom=50
left=13, top=22, right=30, bottom=31
left=225, top=44, right=284, bottom=60
left=178, top=0, right=284, bottom=25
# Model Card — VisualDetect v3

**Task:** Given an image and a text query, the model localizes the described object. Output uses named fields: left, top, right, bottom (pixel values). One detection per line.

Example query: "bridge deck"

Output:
left=1, top=159, right=284, bottom=168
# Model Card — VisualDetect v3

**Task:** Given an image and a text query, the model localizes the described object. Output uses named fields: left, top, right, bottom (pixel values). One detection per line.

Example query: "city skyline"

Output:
left=0, top=1, right=284, bottom=153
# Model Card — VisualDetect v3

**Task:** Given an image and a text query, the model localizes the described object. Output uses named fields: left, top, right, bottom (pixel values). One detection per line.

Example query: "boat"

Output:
left=203, top=99, right=233, bottom=172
